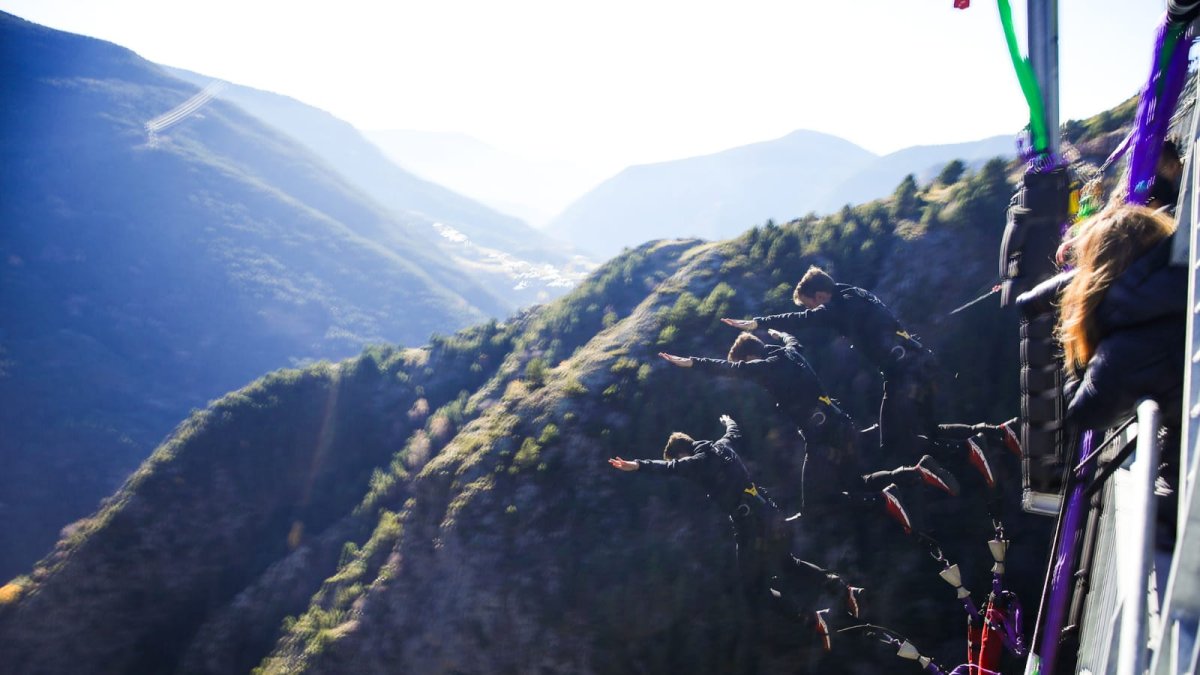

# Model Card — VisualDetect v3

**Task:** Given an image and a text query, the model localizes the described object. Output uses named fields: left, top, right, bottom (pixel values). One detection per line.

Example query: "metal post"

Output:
left=1028, top=0, right=1060, bottom=155
left=1118, top=400, right=1162, bottom=675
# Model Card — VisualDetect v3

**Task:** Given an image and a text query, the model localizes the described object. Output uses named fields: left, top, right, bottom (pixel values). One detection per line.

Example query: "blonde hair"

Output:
left=1058, top=205, right=1175, bottom=373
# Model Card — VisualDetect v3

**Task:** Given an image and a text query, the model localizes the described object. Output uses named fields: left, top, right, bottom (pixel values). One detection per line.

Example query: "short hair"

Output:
left=727, top=332, right=767, bottom=362
left=794, top=265, right=836, bottom=304
left=663, top=432, right=695, bottom=460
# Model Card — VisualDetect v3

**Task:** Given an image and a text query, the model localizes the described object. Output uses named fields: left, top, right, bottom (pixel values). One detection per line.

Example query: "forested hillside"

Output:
left=2, top=151, right=1111, bottom=673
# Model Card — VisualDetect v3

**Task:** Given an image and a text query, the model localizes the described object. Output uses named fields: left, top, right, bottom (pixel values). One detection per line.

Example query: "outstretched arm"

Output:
left=719, top=414, right=740, bottom=441
left=767, top=329, right=802, bottom=351
left=753, top=309, right=819, bottom=333
left=721, top=317, right=758, bottom=331
left=661, top=351, right=773, bottom=378
left=658, top=352, right=694, bottom=368
left=608, top=457, right=640, bottom=472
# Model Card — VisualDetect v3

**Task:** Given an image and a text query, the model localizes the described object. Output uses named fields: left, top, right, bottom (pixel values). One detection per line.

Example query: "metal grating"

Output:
left=1148, top=64, right=1200, bottom=675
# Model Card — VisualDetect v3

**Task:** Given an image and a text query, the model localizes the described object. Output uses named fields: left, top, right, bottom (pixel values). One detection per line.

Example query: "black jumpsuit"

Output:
left=754, top=284, right=937, bottom=464
left=635, top=417, right=849, bottom=618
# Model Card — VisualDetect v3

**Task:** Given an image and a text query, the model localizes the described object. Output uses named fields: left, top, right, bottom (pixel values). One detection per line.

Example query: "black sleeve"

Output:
left=691, top=356, right=770, bottom=376
left=720, top=417, right=741, bottom=442
left=1066, top=324, right=1184, bottom=430
left=636, top=451, right=709, bottom=479
left=690, top=356, right=735, bottom=373
left=775, top=331, right=802, bottom=351
left=1016, top=270, right=1075, bottom=318
left=1065, top=352, right=1123, bottom=431
left=755, top=308, right=830, bottom=333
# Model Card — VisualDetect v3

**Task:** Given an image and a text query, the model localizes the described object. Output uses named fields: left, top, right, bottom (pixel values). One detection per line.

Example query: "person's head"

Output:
left=1149, top=138, right=1183, bottom=210
left=1058, top=204, right=1176, bottom=372
left=793, top=266, right=836, bottom=309
left=727, top=332, right=767, bottom=362
left=663, top=432, right=696, bottom=460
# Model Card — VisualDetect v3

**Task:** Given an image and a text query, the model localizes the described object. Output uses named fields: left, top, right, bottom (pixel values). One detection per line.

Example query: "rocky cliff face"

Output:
left=1, top=163, right=1054, bottom=674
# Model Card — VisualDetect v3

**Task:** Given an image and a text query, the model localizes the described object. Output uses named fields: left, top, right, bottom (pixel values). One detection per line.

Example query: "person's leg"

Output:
left=862, top=455, right=959, bottom=496
left=934, top=418, right=1022, bottom=456
left=929, top=427, right=1018, bottom=489
left=936, top=421, right=994, bottom=441
left=732, top=515, right=769, bottom=609
left=836, top=483, right=915, bottom=535
left=789, top=557, right=862, bottom=618
left=879, top=375, right=926, bottom=464
left=761, top=554, right=859, bottom=652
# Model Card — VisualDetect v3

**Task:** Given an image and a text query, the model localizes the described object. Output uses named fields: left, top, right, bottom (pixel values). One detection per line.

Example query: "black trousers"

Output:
left=879, top=355, right=938, bottom=464
left=731, top=505, right=848, bottom=620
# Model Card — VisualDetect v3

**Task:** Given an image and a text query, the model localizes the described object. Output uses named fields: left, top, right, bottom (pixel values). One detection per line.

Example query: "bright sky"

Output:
left=1, top=0, right=1168, bottom=176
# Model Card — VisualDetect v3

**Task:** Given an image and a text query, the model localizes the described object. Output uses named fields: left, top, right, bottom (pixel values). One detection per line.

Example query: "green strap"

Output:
left=997, top=0, right=1049, bottom=154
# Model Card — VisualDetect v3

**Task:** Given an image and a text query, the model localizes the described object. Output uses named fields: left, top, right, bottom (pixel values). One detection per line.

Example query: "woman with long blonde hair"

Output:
left=1056, top=203, right=1185, bottom=431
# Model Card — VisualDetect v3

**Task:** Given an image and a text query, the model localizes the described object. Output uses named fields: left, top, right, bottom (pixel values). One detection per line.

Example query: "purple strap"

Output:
left=1126, top=14, right=1193, bottom=204
left=1036, top=430, right=1095, bottom=673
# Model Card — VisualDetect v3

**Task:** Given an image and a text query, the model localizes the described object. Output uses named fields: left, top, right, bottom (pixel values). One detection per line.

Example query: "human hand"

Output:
left=608, top=457, right=639, bottom=472
left=659, top=353, right=693, bottom=368
left=719, top=414, right=735, bottom=427
left=721, top=318, right=757, bottom=331
left=1055, top=238, right=1075, bottom=266
left=766, top=329, right=786, bottom=341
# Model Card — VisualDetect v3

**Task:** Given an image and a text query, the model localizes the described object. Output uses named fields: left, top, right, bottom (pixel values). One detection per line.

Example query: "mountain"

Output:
left=546, top=130, right=878, bottom=258
left=0, top=12, right=516, bottom=580
left=0, top=152, right=1059, bottom=673
left=544, top=131, right=1019, bottom=260
left=364, top=129, right=604, bottom=227
left=817, top=135, right=1017, bottom=212
left=164, top=69, right=596, bottom=307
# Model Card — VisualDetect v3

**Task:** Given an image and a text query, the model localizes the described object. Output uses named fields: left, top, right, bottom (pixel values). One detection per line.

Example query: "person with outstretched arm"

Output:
left=660, top=329, right=850, bottom=448
left=609, top=414, right=861, bottom=651
left=722, top=265, right=937, bottom=465
left=658, top=330, right=960, bottom=536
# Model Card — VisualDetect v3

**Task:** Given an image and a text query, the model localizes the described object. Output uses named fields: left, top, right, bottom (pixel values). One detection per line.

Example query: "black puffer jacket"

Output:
left=1066, top=238, right=1187, bottom=430
left=754, top=284, right=925, bottom=375
left=689, top=332, right=848, bottom=435
left=635, top=419, right=757, bottom=515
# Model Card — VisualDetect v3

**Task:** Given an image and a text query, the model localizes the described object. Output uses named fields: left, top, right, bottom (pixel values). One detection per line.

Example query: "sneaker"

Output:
left=916, top=455, right=960, bottom=496
left=845, top=586, right=864, bottom=618
left=814, top=609, right=832, bottom=652
left=1000, top=418, right=1022, bottom=457
left=967, top=436, right=996, bottom=488
left=881, top=484, right=913, bottom=534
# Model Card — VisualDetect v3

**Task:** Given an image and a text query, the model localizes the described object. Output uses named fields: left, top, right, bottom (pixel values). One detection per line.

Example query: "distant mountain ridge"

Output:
left=0, top=11, right=512, bottom=580
left=818, top=134, right=1017, bottom=211
left=545, top=129, right=1016, bottom=258
left=165, top=68, right=595, bottom=307
left=546, top=130, right=875, bottom=257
